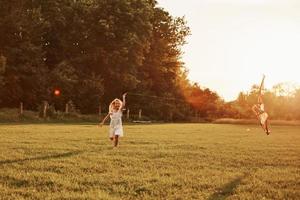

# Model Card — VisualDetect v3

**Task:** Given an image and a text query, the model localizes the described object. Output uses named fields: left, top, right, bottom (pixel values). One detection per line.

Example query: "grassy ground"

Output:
left=214, top=118, right=300, bottom=126
left=0, top=124, right=299, bottom=200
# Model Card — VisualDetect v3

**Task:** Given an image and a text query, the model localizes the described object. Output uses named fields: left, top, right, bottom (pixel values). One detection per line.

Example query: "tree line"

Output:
left=0, top=0, right=299, bottom=121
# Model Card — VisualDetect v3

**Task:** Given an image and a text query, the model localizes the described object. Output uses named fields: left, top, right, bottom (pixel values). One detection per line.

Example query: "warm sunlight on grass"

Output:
left=0, top=124, right=299, bottom=199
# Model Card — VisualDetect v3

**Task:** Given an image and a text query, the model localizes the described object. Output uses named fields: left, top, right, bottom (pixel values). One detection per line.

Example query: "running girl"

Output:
left=252, top=75, right=271, bottom=135
left=100, top=93, right=127, bottom=147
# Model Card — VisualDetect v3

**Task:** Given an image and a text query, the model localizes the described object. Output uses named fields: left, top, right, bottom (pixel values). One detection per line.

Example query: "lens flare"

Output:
left=54, top=89, right=61, bottom=96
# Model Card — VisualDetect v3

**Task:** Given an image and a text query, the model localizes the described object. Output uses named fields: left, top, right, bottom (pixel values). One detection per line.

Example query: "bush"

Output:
left=0, top=108, right=40, bottom=122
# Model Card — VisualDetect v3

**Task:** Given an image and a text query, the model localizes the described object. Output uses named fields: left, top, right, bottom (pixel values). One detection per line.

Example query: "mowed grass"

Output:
left=0, top=124, right=299, bottom=200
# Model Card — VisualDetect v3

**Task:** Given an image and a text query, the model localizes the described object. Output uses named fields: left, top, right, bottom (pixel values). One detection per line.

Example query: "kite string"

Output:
left=127, top=92, right=187, bottom=103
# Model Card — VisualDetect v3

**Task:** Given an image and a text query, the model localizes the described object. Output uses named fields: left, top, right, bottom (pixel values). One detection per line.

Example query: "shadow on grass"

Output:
left=0, top=175, right=30, bottom=188
left=0, top=151, right=83, bottom=165
left=0, top=174, right=62, bottom=189
left=208, top=174, right=246, bottom=200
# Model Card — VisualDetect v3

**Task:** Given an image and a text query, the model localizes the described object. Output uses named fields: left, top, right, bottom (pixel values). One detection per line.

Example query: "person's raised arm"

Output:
left=122, top=93, right=127, bottom=109
left=258, top=95, right=263, bottom=104
left=259, top=74, right=265, bottom=95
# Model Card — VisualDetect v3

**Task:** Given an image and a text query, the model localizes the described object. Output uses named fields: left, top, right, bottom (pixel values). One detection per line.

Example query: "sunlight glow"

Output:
left=158, top=0, right=300, bottom=101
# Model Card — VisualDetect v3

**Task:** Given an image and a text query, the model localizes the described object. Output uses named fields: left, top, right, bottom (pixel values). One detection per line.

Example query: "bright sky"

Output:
left=158, top=0, right=300, bottom=101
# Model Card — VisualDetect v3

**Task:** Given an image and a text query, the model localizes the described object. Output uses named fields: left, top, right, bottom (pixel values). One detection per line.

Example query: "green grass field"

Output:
left=0, top=124, right=299, bottom=200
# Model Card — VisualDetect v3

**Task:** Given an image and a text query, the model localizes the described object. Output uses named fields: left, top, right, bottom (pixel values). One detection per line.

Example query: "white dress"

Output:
left=258, top=104, right=268, bottom=125
left=109, top=110, right=124, bottom=137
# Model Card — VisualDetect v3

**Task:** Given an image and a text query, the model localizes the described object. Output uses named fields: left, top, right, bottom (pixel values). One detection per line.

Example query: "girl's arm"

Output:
left=259, top=74, right=265, bottom=95
left=258, top=95, right=263, bottom=104
left=121, top=93, right=127, bottom=109
left=99, top=113, right=110, bottom=127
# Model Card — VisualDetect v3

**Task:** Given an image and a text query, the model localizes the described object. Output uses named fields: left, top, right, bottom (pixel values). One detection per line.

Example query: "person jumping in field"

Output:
left=252, top=75, right=271, bottom=135
left=100, top=93, right=127, bottom=147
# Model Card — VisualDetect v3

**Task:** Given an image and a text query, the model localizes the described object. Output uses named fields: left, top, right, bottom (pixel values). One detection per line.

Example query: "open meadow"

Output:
left=0, top=124, right=299, bottom=200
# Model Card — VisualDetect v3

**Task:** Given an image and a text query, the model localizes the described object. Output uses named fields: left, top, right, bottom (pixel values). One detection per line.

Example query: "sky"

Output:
left=157, top=0, right=300, bottom=101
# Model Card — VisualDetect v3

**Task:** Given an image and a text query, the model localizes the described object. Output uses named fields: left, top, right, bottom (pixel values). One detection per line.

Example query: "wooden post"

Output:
left=170, top=111, right=173, bottom=122
left=139, top=109, right=142, bottom=119
left=43, top=101, right=48, bottom=118
left=20, top=102, right=23, bottom=115
left=127, top=109, right=130, bottom=119
left=65, top=103, right=69, bottom=114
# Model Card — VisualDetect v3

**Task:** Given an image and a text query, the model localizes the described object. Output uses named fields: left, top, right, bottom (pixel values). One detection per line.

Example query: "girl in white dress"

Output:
left=252, top=95, right=270, bottom=135
left=100, top=93, right=127, bottom=147
left=252, top=75, right=271, bottom=135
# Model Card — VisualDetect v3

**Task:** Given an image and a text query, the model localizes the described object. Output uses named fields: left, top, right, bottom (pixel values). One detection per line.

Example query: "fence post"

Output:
left=127, top=109, right=130, bottom=119
left=170, top=111, right=173, bottom=122
left=65, top=103, right=69, bottom=114
left=20, top=102, right=23, bottom=115
left=139, top=109, right=142, bottom=119
left=43, top=101, right=48, bottom=118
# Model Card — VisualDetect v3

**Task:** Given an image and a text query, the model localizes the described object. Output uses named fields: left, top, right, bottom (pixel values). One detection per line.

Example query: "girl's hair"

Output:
left=109, top=98, right=123, bottom=113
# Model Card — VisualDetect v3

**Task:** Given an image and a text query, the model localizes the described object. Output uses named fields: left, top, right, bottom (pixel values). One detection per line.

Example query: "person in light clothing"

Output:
left=252, top=94, right=270, bottom=135
left=100, top=93, right=127, bottom=147
left=252, top=75, right=271, bottom=135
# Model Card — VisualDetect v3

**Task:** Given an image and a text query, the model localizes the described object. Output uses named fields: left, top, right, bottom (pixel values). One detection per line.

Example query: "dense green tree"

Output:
left=0, top=0, right=235, bottom=121
left=0, top=0, right=48, bottom=109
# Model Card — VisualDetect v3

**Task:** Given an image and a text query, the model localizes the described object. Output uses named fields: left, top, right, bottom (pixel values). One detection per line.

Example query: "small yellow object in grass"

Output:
left=246, top=128, right=250, bottom=132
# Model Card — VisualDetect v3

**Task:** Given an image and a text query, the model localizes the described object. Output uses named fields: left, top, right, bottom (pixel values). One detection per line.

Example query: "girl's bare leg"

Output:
left=265, top=119, right=270, bottom=135
left=256, top=114, right=265, bottom=131
left=114, top=135, right=119, bottom=147
left=261, top=123, right=266, bottom=132
left=110, top=136, right=114, bottom=146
